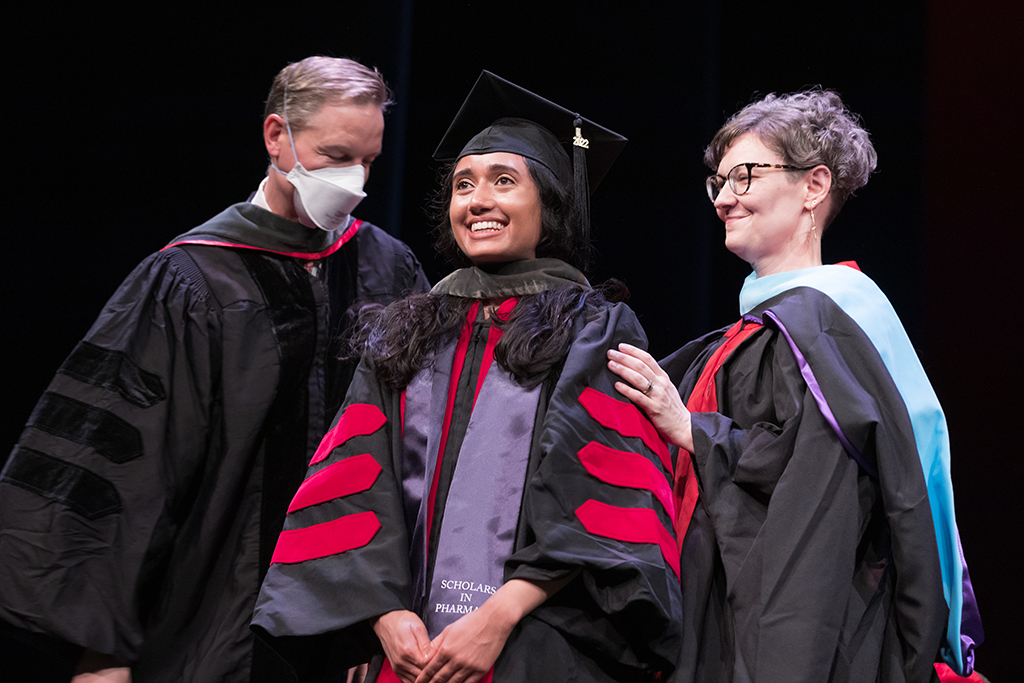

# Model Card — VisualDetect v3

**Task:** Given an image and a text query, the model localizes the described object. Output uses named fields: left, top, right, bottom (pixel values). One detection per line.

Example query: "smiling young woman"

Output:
left=448, top=151, right=543, bottom=264
left=253, top=72, right=681, bottom=683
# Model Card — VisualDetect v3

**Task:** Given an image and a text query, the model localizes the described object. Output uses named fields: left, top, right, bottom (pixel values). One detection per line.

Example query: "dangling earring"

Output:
left=810, top=199, right=818, bottom=239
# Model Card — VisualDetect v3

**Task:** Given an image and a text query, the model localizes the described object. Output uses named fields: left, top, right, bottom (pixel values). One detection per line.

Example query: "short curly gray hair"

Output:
left=264, top=56, right=394, bottom=132
left=704, top=89, right=877, bottom=228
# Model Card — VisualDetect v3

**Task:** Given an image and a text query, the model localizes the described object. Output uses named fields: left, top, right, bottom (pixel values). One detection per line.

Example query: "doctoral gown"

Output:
left=253, top=259, right=683, bottom=682
left=663, top=264, right=982, bottom=683
left=0, top=203, right=428, bottom=682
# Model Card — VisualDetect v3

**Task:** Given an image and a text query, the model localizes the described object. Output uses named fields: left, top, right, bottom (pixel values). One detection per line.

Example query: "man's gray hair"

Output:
left=264, top=56, right=394, bottom=131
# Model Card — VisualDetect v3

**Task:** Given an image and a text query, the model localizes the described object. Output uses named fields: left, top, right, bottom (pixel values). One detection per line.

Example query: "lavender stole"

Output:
left=401, top=348, right=541, bottom=638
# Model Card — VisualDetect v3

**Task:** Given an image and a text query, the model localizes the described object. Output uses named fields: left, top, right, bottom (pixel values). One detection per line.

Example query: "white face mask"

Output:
left=271, top=117, right=367, bottom=232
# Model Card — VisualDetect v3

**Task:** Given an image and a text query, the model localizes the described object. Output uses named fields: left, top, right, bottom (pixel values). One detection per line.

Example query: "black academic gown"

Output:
left=0, top=203, right=428, bottom=682
left=663, top=284, right=952, bottom=683
left=253, top=260, right=682, bottom=682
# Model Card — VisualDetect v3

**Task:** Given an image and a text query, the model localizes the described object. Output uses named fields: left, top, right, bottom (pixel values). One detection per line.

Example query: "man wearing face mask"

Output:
left=0, top=56, right=428, bottom=682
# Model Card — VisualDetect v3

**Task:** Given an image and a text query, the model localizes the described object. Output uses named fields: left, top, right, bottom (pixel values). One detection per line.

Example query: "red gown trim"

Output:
left=378, top=660, right=401, bottom=683
left=674, top=319, right=762, bottom=550
left=577, top=441, right=674, bottom=518
left=270, top=510, right=381, bottom=564
left=163, top=219, right=362, bottom=259
left=473, top=298, right=517, bottom=407
left=379, top=660, right=493, bottom=683
left=287, top=453, right=383, bottom=513
left=309, top=403, right=387, bottom=465
left=933, top=663, right=985, bottom=682
left=578, top=387, right=671, bottom=473
left=400, top=389, right=406, bottom=438
left=575, top=499, right=680, bottom=578
left=475, top=326, right=503, bottom=408
left=425, top=302, right=480, bottom=543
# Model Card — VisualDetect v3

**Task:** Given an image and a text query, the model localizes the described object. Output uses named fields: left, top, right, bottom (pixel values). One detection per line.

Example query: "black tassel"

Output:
left=572, top=116, right=590, bottom=268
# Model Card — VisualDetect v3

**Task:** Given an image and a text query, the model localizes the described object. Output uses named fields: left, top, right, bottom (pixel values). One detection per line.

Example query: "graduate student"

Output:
left=253, top=71, right=682, bottom=683
left=0, top=56, right=428, bottom=682
left=607, top=89, right=983, bottom=683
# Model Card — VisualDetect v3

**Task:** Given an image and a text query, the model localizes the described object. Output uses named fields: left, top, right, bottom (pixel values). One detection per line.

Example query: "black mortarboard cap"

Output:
left=434, top=71, right=627, bottom=253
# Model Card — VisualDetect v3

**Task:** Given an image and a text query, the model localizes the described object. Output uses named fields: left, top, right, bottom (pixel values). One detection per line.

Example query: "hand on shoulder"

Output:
left=607, top=343, right=694, bottom=452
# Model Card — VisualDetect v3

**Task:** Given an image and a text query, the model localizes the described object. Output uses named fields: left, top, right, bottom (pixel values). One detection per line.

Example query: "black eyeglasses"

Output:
left=706, top=162, right=813, bottom=202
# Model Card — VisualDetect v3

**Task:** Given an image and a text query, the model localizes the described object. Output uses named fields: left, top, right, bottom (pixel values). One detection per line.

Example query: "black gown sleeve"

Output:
left=682, top=305, right=945, bottom=683
left=354, top=222, right=430, bottom=304
left=0, top=247, right=239, bottom=662
left=688, top=335, right=869, bottom=681
left=502, top=302, right=682, bottom=677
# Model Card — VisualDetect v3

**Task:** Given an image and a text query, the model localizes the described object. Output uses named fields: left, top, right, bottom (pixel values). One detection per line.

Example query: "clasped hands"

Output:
left=373, top=604, right=510, bottom=683
left=372, top=576, right=565, bottom=683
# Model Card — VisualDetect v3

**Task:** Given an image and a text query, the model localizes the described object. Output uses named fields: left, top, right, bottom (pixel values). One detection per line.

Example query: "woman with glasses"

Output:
left=607, top=89, right=982, bottom=683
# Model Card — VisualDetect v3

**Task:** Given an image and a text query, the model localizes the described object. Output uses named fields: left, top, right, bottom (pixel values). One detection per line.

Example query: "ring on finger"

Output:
left=641, top=378, right=654, bottom=395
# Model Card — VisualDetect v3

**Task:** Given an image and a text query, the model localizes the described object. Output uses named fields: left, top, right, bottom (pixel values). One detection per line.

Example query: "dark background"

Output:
left=2, top=2, right=1019, bottom=679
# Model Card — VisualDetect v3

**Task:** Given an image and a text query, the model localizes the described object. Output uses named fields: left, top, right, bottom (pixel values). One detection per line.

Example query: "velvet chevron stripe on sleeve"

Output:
left=574, top=386, right=678, bottom=577
left=309, top=403, right=387, bottom=465
left=270, top=511, right=382, bottom=564
left=287, top=453, right=383, bottom=513
left=272, top=401, right=391, bottom=564
left=574, top=500, right=680, bottom=578
left=577, top=387, right=672, bottom=473
left=576, top=441, right=674, bottom=518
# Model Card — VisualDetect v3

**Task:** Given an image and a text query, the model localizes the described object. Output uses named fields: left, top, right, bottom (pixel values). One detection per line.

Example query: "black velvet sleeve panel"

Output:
left=0, top=245, right=275, bottom=664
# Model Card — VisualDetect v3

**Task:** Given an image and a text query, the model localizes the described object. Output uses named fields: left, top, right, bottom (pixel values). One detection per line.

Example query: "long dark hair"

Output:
left=353, top=280, right=628, bottom=390
left=353, top=150, right=622, bottom=389
left=429, top=157, right=592, bottom=272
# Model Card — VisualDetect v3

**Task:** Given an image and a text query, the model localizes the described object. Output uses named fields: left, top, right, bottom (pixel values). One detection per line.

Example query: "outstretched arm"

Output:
left=607, top=343, right=694, bottom=452
left=416, top=575, right=573, bottom=683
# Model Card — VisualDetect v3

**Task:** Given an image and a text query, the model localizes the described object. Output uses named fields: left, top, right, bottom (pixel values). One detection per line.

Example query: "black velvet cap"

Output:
left=433, top=71, right=627, bottom=196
